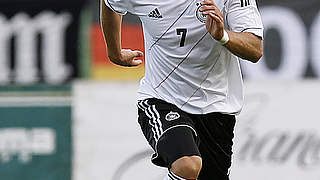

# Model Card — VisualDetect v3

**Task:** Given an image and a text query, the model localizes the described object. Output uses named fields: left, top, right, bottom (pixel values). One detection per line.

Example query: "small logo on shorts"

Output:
left=165, top=111, right=180, bottom=121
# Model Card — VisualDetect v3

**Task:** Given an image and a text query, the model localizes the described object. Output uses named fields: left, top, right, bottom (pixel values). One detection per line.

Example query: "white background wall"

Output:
left=73, top=81, right=320, bottom=180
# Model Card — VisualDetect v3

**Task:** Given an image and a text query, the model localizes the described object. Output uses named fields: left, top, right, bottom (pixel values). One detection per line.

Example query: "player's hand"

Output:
left=109, top=49, right=143, bottom=67
left=200, top=0, right=224, bottom=41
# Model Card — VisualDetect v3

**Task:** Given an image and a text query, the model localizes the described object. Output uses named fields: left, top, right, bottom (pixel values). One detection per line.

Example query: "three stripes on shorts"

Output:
left=168, top=171, right=189, bottom=180
left=138, top=101, right=194, bottom=180
left=137, top=100, right=163, bottom=142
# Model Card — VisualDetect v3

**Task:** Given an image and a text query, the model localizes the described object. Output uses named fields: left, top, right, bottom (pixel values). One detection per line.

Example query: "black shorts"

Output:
left=137, top=98, right=236, bottom=180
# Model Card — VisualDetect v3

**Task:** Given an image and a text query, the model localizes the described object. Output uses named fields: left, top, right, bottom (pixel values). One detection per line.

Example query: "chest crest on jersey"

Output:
left=195, top=2, right=207, bottom=23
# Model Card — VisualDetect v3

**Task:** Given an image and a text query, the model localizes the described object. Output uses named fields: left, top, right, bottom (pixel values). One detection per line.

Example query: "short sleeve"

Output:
left=226, top=0, right=263, bottom=38
left=104, top=0, right=128, bottom=15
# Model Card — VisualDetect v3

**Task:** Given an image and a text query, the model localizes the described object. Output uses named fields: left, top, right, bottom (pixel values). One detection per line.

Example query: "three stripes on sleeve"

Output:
left=240, top=0, right=251, bottom=7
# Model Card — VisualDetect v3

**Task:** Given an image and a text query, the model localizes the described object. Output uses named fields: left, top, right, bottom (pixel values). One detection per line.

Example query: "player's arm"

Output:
left=200, top=0, right=263, bottom=63
left=224, top=31, right=262, bottom=63
left=100, top=0, right=143, bottom=67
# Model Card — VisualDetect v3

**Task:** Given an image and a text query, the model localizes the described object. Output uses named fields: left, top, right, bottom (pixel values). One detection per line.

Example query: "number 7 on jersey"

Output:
left=176, top=28, right=187, bottom=47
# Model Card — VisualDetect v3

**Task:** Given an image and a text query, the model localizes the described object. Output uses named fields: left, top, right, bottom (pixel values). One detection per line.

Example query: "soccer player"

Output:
left=101, top=0, right=263, bottom=179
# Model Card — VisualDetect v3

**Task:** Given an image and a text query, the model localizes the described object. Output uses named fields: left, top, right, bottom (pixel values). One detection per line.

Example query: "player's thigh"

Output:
left=137, top=98, right=200, bottom=168
left=194, top=113, right=236, bottom=180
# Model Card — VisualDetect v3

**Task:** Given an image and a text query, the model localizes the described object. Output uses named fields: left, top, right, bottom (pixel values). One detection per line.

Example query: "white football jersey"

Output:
left=105, top=0, right=263, bottom=114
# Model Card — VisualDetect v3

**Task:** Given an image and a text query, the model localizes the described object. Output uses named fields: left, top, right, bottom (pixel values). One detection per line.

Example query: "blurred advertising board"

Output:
left=242, top=0, right=320, bottom=79
left=230, top=81, right=320, bottom=180
left=91, top=0, right=320, bottom=80
left=73, top=81, right=320, bottom=180
left=73, top=82, right=166, bottom=180
left=0, top=85, right=72, bottom=180
left=0, top=0, right=90, bottom=84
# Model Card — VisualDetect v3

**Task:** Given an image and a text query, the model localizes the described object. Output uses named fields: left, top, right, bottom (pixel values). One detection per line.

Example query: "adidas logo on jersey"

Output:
left=148, top=8, right=163, bottom=18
